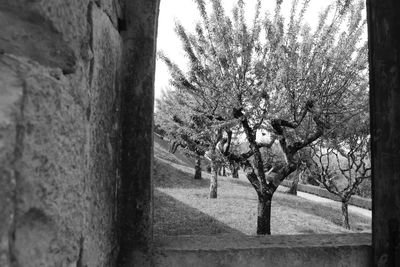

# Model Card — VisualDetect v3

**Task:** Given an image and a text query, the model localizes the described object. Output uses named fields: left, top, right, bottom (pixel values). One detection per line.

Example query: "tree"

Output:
left=155, top=90, right=210, bottom=180
left=160, top=0, right=368, bottom=234
left=155, top=86, right=232, bottom=195
left=310, top=109, right=370, bottom=229
left=158, top=6, right=237, bottom=198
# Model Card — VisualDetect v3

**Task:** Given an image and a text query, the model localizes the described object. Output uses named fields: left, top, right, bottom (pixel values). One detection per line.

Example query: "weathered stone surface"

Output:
left=83, top=4, right=122, bottom=266
left=154, top=234, right=372, bottom=267
left=0, top=9, right=77, bottom=74
left=0, top=54, right=83, bottom=266
left=0, top=0, right=91, bottom=57
left=2, top=55, right=86, bottom=267
left=0, top=1, right=122, bottom=266
left=93, top=0, right=123, bottom=28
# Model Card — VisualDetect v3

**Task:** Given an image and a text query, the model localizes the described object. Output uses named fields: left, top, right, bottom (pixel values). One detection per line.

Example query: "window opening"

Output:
left=153, top=0, right=371, bottom=237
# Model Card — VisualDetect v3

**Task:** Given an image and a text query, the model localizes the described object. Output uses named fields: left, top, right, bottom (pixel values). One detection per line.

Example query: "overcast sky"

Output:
left=154, top=0, right=336, bottom=101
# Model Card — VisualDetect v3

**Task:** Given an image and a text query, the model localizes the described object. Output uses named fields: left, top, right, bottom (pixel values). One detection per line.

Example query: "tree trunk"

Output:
left=206, top=166, right=211, bottom=173
left=194, top=155, right=202, bottom=180
left=341, top=201, right=350, bottom=229
left=231, top=164, right=239, bottom=178
left=222, top=166, right=226, bottom=176
left=169, top=141, right=179, bottom=153
left=210, top=159, right=218, bottom=198
left=288, top=170, right=302, bottom=195
left=257, top=194, right=273, bottom=235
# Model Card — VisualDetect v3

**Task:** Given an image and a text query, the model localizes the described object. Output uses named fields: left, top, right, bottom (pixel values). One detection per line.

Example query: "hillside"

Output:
left=154, top=133, right=210, bottom=170
left=153, top=137, right=371, bottom=236
left=153, top=133, right=194, bottom=167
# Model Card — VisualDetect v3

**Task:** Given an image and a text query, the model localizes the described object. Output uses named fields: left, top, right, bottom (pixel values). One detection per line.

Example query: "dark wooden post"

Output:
left=367, top=1, right=400, bottom=266
left=118, top=0, right=160, bottom=266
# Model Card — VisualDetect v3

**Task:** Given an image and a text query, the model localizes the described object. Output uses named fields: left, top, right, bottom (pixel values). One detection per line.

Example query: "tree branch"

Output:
left=288, top=115, right=327, bottom=154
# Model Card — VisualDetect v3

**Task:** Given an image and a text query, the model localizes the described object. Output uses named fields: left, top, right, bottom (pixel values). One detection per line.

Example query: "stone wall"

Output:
left=154, top=234, right=372, bottom=267
left=0, top=1, right=123, bottom=266
left=280, top=180, right=372, bottom=210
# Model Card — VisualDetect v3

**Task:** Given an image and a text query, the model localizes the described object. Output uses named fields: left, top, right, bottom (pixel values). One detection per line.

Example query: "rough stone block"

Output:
left=0, top=9, right=77, bottom=74
left=0, top=2, right=122, bottom=264
left=0, top=0, right=93, bottom=71
left=3, top=55, right=87, bottom=267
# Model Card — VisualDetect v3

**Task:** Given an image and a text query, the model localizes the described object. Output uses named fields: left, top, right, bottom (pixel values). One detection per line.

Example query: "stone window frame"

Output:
left=116, top=1, right=400, bottom=266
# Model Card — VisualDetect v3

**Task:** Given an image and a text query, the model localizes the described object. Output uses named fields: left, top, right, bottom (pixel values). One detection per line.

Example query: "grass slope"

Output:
left=153, top=134, right=193, bottom=167
left=153, top=139, right=371, bottom=237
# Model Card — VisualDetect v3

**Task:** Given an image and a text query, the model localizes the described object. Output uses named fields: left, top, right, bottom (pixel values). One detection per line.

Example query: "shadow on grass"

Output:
left=154, top=189, right=245, bottom=236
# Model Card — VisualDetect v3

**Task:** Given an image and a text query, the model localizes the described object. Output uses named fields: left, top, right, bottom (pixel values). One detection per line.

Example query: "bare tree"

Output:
left=310, top=131, right=370, bottom=229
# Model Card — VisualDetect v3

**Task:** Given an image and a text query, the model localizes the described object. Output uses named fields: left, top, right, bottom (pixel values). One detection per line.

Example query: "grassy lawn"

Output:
left=153, top=143, right=371, bottom=237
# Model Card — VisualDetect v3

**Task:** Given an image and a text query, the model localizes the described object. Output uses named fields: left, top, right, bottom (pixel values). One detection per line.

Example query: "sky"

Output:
left=154, top=0, right=337, bottom=101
